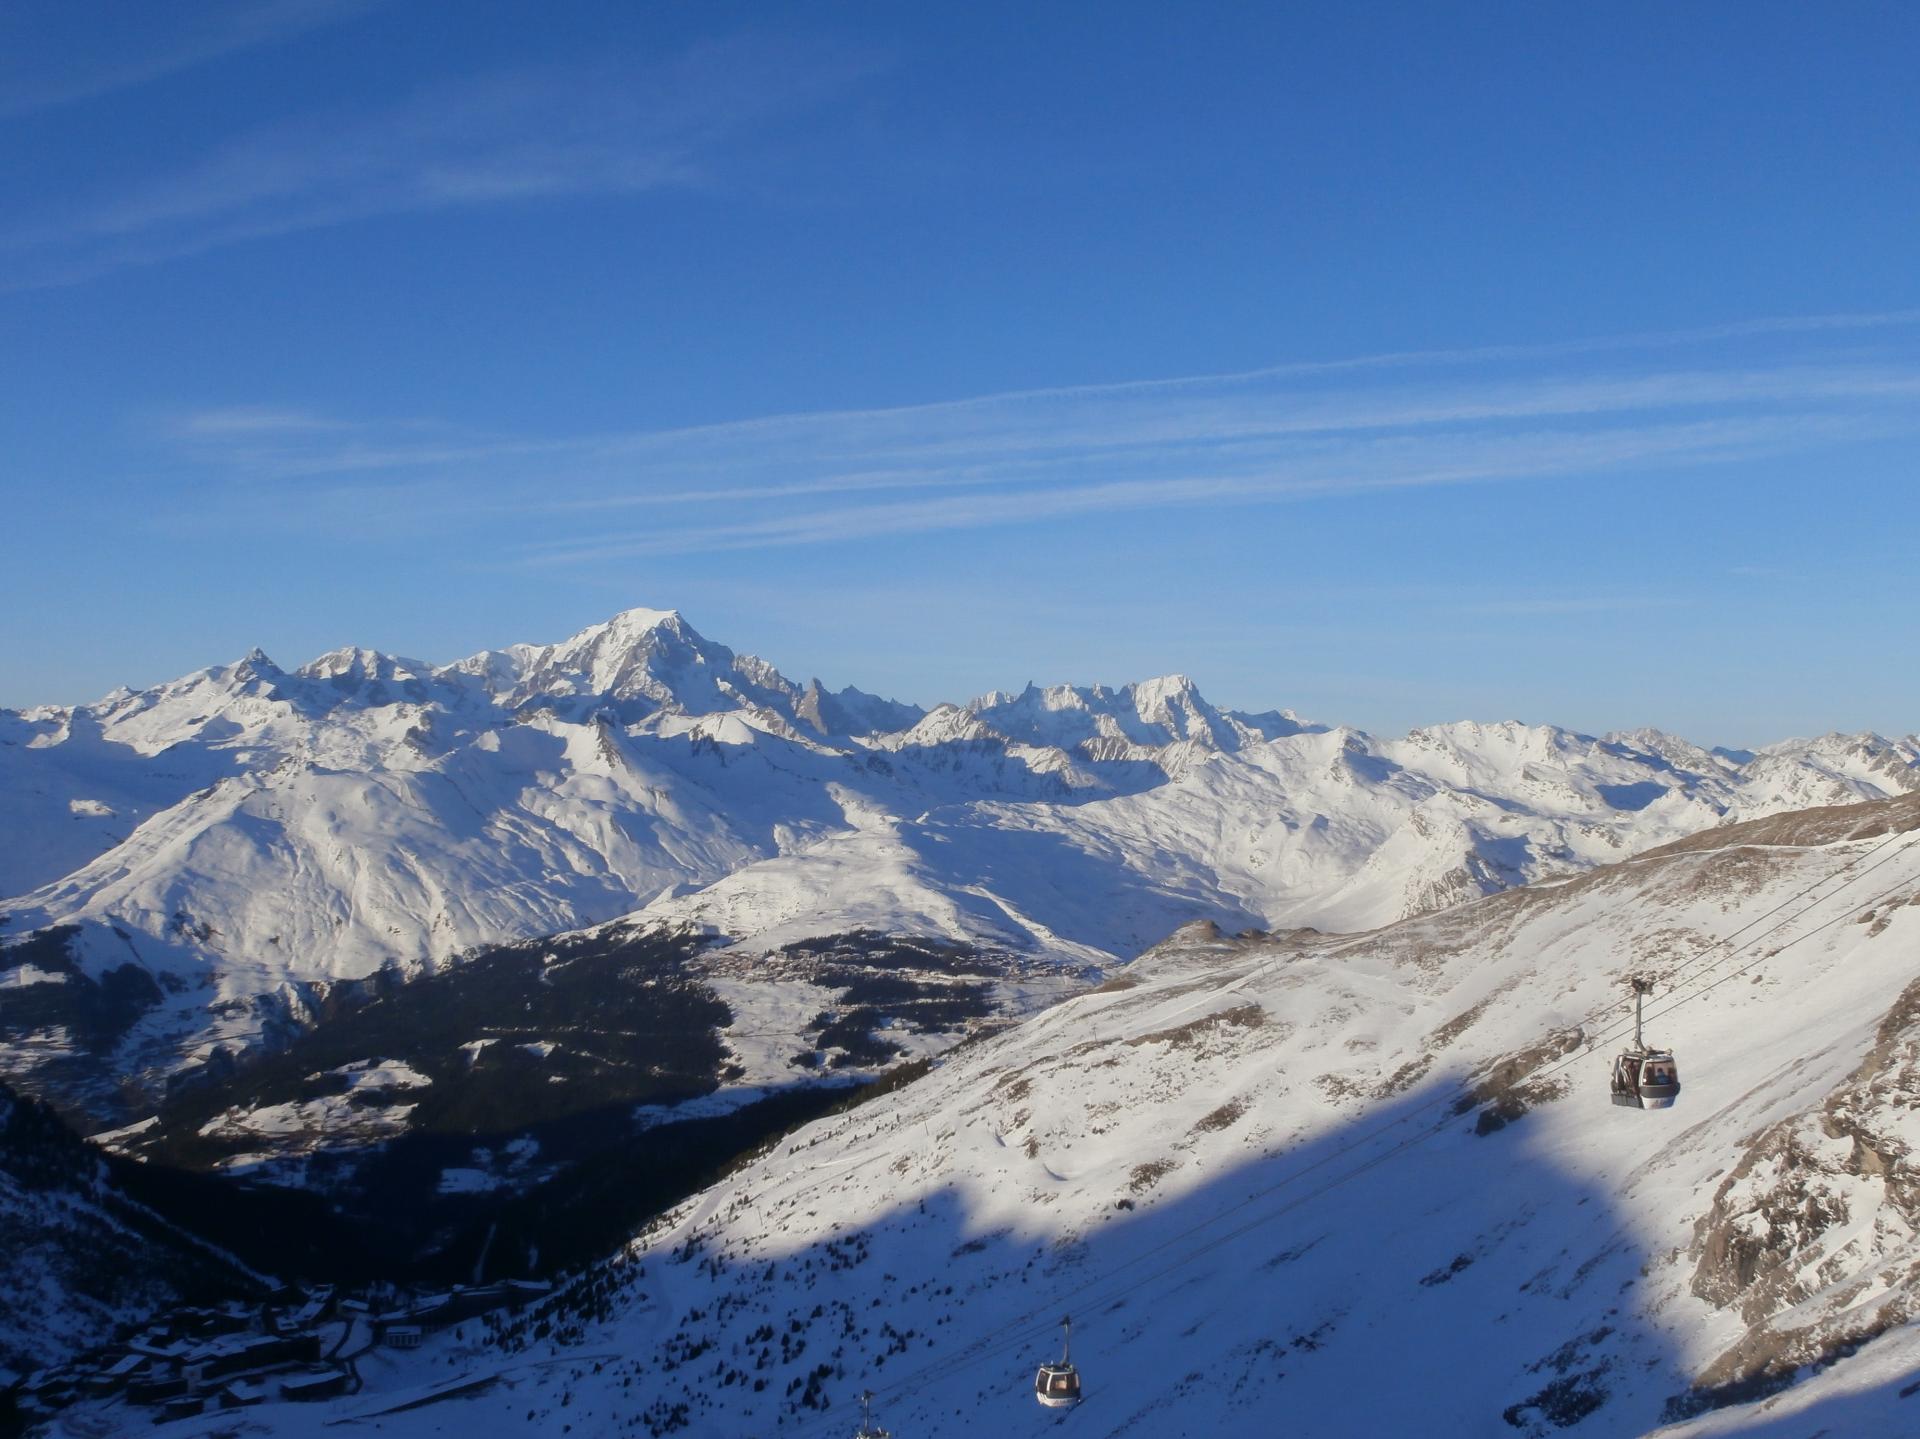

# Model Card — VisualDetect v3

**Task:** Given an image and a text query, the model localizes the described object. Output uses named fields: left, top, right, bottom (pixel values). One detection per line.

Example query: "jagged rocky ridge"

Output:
left=2, top=607, right=1917, bottom=1117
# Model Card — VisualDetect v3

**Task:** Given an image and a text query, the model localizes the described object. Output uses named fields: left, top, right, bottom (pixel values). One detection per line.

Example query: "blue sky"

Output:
left=3, top=1, right=1917, bottom=745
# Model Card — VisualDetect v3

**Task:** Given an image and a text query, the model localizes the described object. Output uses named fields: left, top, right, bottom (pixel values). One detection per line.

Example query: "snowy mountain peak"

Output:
left=1127, top=671, right=1213, bottom=731
left=1131, top=669, right=1197, bottom=699
left=599, top=603, right=685, bottom=634
left=898, top=701, right=998, bottom=747
left=795, top=677, right=926, bottom=738
left=298, top=645, right=432, bottom=684
left=966, top=673, right=1234, bottom=751
left=448, top=606, right=774, bottom=723
left=225, top=648, right=284, bottom=684
left=294, top=646, right=442, bottom=710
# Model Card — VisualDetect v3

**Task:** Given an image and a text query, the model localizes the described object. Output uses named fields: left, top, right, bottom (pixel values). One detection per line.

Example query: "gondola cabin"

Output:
left=1034, top=1317, right=1083, bottom=1409
left=1610, top=977, right=1680, bottom=1110
left=1610, top=1049, right=1680, bottom=1109
left=1035, top=1363, right=1082, bottom=1408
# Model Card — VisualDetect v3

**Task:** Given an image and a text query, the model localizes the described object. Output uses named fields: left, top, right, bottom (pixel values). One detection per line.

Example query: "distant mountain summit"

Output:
left=435, top=606, right=923, bottom=737
left=2, top=606, right=1916, bottom=1114
left=964, top=674, right=1311, bottom=758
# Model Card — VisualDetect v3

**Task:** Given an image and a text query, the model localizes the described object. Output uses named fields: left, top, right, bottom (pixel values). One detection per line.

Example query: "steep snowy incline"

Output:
left=0, top=715, right=875, bottom=1109
left=621, top=720, right=1917, bottom=970
left=107, top=791, right=1920, bottom=1437
left=0, top=1079, right=264, bottom=1382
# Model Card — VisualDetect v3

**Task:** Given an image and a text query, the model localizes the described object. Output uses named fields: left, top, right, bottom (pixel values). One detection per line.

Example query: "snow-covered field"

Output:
left=59, top=791, right=1920, bottom=1437
left=4, top=607, right=1916, bottom=1108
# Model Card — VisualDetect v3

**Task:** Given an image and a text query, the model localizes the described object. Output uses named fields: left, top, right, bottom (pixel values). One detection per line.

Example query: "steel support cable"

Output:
left=1050, top=820, right=1917, bottom=1084
left=591, top=830, right=1918, bottom=1047
left=828, top=856, right=1920, bottom=1424
left=1576, top=822, right=1918, bottom=1009
left=766, top=828, right=1920, bottom=1431
left=890, top=856, right=1920, bottom=1417
left=777, top=838, right=1920, bottom=1425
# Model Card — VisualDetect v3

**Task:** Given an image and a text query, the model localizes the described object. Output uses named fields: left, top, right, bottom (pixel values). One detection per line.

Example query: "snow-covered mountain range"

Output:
left=45, top=788, right=1920, bottom=1436
left=3, top=606, right=1917, bottom=1109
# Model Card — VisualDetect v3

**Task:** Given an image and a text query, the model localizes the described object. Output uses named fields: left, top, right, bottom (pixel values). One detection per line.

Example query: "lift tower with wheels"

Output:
left=851, top=1389, right=891, bottom=1439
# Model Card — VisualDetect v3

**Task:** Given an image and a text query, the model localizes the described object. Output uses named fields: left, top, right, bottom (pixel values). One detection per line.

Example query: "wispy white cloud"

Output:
left=171, top=406, right=358, bottom=438
left=0, top=0, right=380, bottom=118
left=512, top=412, right=1886, bottom=562
left=158, top=310, right=1920, bottom=556
left=1448, top=595, right=1674, bottom=617
left=3, top=35, right=879, bottom=289
left=168, top=306, right=1920, bottom=478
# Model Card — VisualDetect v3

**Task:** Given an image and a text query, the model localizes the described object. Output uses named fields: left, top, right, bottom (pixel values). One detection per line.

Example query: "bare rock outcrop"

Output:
left=1672, top=972, right=1920, bottom=1414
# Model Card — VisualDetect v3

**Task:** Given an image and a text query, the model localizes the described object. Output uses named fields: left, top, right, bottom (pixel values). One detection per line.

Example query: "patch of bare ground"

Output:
left=1456, top=1028, right=1584, bottom=1135
left=1191, top=1098, right=1247, bottom=1134
left=1854, top=889, right=1920, bottom=938
left=1124, top=1003, right=1266, bottom=1051
left=1128, top=1159, right=1174, bottom=1194
left=1315, top=1072, right=1371, bottom=1102
left=1669, top=844, right=1798, bottom=904
left=1663, top=1303, right=1919, bottom=1424
left=1372, top=1055, right=1432, bottom=1099
left=1331, top=877, right=1588, bottom=975
left=1427, top=991, right=1500, bottom=1050
left=1629, top=925, right=1716, bottom=971
left=992, top=1073, right=1031, bottom=1102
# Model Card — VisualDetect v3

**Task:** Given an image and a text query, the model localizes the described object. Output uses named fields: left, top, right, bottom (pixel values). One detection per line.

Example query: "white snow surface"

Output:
left=3, top=607, right=1917, bottom=1083
left=91, top=793, right=1920, bottom=1437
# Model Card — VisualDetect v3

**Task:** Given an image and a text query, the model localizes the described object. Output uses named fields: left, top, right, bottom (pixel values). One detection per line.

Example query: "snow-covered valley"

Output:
left=7, top=608, right=1920, bottom=1435
left=24, top=788, right=1920, bottom=1436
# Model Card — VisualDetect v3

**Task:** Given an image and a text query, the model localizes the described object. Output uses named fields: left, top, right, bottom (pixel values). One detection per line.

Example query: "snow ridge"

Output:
left=2, top=607, right=1916, bottom=1099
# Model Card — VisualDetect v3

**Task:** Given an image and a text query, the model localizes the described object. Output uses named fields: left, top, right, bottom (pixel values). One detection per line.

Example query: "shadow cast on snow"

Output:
left=500, top=1077, right=1732, bottom=1439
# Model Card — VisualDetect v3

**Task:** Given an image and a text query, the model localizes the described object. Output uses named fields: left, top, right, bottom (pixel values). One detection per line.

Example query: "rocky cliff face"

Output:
left=1679, top=961, right=1920, bottom=1414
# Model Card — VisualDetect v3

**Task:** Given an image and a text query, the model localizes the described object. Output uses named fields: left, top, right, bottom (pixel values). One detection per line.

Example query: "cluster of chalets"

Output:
left=5, top=1277, right=551, bottom=1426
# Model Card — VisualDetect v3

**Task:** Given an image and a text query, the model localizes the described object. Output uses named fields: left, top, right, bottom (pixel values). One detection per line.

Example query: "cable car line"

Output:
left=965, top=823, right=1914, bottom=1208
left=822, top=855, right=1920, bottom=1426
left=766, top=823, right=1920, bottom=1431
left=636, top=826, right=1920, bottom=1055
left=787, top=828, right=1920, bottom=1428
